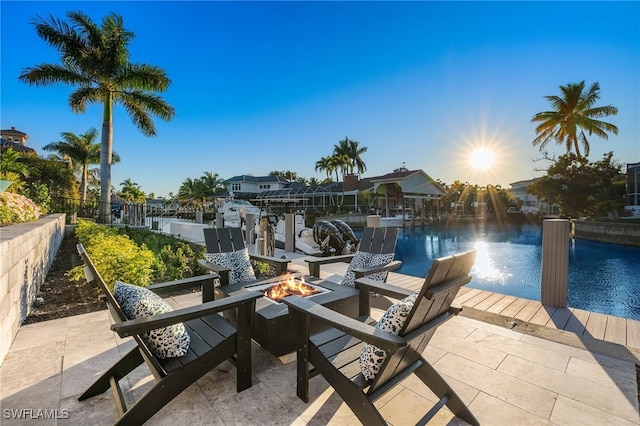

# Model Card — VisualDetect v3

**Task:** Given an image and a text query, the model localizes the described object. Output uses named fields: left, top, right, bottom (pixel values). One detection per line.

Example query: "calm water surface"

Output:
left=393, top=223, right=640, bottom=320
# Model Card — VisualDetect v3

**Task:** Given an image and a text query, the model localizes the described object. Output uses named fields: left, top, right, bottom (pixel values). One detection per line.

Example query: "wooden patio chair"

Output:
left=198, top=227, right=291, bottom=298
left=304, top=227, right=402, bottom=286
left=283, top=249, right=479, bottom=426
left=76, top=243, right=262, bottom=425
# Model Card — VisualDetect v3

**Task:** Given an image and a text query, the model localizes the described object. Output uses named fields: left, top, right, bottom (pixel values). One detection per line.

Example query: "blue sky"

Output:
left=2, top=1, right=639, bottom=198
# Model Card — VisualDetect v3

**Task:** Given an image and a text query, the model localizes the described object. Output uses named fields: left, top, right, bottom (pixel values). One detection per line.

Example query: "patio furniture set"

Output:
left=76, top=226, right=479, bottom=425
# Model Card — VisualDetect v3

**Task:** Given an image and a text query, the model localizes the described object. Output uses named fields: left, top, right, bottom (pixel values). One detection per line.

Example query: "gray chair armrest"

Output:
left=198, top=258, right=231, bottom=289
left=111, top=291, right=263, bottom=337
left=283, top=296, right=407, bottom=352
left=305, top=254, right=356, bottom=277
left=355, top=277, right=415, bottom=300
left=351, top=260, right=402, bottom=278
left=148, top=273, right=219, bottom=303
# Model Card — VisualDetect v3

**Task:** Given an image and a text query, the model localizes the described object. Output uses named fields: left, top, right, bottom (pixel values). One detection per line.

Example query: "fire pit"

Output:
left=215, top=275, right=359, bottom=357
left=249, top=275, right=329, bottom=303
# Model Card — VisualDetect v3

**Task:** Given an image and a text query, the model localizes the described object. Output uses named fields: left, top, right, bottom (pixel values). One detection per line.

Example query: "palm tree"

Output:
left=19, top=11, right=175, bottom=221
left=177, top=177, right=200, bottom=205
left=0, top=148, right=32, bottom=192
left=315, top=156, right=335, bottom=181
left=198, top=171, right=225, bottom=206
left=531, top=81, right=618, bottom=160
left=333, top=137, right=367, bottom=175
left=330, top=154, right=351, bottom=206
left=42, top=127, right=120, bottom=206
left=119, top=178, right=145, bottom=202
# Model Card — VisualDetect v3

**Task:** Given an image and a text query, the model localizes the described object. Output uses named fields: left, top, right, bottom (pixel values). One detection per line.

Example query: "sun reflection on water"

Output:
left=471, top=241, right=510, bottom=283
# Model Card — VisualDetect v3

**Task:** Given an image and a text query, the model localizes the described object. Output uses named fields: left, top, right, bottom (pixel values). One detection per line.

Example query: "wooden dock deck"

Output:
left=288, top=257, right=640, bottom=354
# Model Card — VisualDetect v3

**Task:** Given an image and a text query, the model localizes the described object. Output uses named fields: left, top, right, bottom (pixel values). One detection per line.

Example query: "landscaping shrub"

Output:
left=70, top=221, right=207, bottom=287
left=119, top=226, right=206, bottom=281
left=75, top=219, right=119, bottom=246
left=70, top=221, right=159, bottom=289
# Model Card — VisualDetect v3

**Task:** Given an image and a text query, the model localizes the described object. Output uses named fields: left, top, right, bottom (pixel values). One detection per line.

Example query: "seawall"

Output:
left=573, top=220, right=640, bottom=247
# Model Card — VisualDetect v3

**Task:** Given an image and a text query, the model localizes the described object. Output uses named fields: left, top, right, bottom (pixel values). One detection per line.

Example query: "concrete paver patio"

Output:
left=1, top=253, right=639, bottom=425
left=1, top=287, right=638, bottom=425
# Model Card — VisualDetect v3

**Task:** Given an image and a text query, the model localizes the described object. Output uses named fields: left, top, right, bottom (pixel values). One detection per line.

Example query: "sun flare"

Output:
left=469, top=149, right=496, bottom=170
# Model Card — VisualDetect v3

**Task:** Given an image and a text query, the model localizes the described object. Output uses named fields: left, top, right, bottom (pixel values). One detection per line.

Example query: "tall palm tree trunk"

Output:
left=100, top=96, right=113, bottom=222
left=80, top=165, right=88, bottom=207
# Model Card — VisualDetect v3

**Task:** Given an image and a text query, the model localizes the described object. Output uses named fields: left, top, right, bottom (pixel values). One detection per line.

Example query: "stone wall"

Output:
left=573, top=220, right=640, bottom=247
left=0, top=214, right=65, bottom=364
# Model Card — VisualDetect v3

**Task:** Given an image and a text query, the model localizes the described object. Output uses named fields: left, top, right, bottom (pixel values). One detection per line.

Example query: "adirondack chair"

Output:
left=198, top=227, right=291, bottom=298
left=304, top=227, right=402, bottom=286
left=76, top=244, right=262, bottom=425
left=283, top=249, right=479, bottom=426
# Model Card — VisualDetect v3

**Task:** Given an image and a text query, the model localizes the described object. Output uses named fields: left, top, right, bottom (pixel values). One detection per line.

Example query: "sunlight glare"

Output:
left=469, top=149, right=496, bottom=170
left=471, top=241, right=509, bottom=283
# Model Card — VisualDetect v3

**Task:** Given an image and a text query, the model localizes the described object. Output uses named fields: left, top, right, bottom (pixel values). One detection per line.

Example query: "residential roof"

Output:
left=255, top=183, right=331, bottom=200
left=225, top=175, right=289, bottom=183
left=0, top=127, right=28, bottom=139
left=368, top=169, right=445, bottom=198
left=0, top=138, right=36, bottom=155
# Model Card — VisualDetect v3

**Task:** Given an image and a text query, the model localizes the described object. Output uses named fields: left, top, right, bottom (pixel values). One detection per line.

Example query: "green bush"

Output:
left=75, top=219, right=119, bottom=246
left=253, top=261, right=271, bottom=276
left=71, top=221, right=206, bottom=288
left=119, top=226, right=206, bottom=281
left=70, top=221, right=158, bottom=290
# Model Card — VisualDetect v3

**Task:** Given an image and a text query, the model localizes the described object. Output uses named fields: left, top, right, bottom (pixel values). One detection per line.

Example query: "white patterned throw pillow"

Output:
left=113, top=281, right=190, bottom=359
left=340, top=251, right=394, bottom=287
left=204, top=248, right=256, bottom=284
left=364, top=252, right=395, bottom=282
left=340, top=251, right=370, bottom=287
left=359, top=293, right=418, bottom=380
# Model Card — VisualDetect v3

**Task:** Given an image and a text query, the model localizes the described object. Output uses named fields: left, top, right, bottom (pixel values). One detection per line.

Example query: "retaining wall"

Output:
left=0, top=214, right=65, bottom=365
left=573, top=220, right=640, bottom=247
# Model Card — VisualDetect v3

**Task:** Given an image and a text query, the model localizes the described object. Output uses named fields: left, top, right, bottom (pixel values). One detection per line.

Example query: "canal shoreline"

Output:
left=573, top=220, right=640, bottom=247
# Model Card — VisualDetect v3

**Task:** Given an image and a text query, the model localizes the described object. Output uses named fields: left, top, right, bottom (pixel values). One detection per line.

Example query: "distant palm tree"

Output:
left=315, top=156, right=335, bottom=181
left=269, top=170, right=297, bottom=181
left=330, top=154, right=351, bottom=205
left=198, top=171, right=225, bottom=205
left=531, top=81, right=618, bottom=160
left=177, top=177, right=200, bottom=205
left=119, top=178, right=145, bottom=202
left=42, top=127, right=120, bottom=206
left=19, top=11, right=175, bottom=221
left=333, top=137, right=367, bottom=175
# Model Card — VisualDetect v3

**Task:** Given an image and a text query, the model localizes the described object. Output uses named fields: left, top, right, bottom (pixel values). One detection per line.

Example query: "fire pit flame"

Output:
left=258, top=274, right=320, bottom=303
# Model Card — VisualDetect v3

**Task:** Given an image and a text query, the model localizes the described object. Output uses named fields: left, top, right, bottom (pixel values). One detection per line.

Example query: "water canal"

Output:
left=393, top=222, right=640, bottom=320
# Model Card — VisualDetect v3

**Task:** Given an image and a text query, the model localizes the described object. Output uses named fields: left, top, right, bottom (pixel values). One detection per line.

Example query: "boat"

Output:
left=272, top=216, right=359, bottom=256
left=217, top=199, right=262, bottom=228
left=273, top=214, right=322, bottom=255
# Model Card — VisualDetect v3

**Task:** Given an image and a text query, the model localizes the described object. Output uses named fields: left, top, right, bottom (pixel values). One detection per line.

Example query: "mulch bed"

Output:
left=23, top=233, right=105, bottom=324
left=24, top=232, right=278, bottom=324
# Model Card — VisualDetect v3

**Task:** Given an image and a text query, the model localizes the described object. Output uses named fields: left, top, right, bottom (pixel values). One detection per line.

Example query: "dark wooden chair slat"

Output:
left=284, top=249, right=479, bottom=426
left=359, top=227, right=375, bottom=251
left=76, top=243, right=260, bottom=425
left=200, top=227, right=291, bottom=289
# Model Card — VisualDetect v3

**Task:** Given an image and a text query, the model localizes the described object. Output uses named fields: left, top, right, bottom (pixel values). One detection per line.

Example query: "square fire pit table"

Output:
left=214, top=275, right=359, bottom=357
